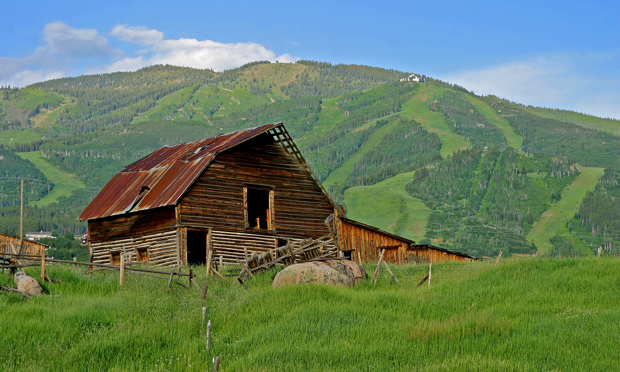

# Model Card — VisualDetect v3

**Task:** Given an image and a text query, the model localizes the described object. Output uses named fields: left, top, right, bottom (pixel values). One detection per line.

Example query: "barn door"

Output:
left=186, top=229, right=209, bottom=265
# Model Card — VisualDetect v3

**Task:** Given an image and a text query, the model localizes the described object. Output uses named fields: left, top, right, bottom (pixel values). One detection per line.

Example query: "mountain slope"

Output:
left=0, top=61, right=619, bottom=257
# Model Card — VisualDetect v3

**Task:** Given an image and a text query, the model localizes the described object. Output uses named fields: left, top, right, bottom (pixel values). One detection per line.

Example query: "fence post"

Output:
left=213, top=355, right=220, bottom=372
left=40, top=248, right=46, bottom=281
left=120, top=254, right=125, bottom=286
left=206, top=320, right=212, bottom=351
left=495, top=250, right=503, bottom=264
left=428, top=262, right=432, bottom=288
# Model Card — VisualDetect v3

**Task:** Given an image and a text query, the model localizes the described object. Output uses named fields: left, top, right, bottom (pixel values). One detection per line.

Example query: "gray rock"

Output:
left=14, top=272, right=42, bottom=295
left=272, top=260, right=366, bottom=288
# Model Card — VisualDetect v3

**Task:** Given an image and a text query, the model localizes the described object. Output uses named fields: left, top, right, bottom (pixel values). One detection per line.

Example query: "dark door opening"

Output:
left=247, top=188, right=271, bottom=229
left=187, top=230, right=207, bottom=265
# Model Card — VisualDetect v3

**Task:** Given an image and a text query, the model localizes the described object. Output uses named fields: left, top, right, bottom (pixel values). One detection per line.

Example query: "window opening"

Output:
left=246, top=188, right=273, bottom=230
left=110, top=251, right=120, bottom=265
left=136, top=247, right=148, bottom=262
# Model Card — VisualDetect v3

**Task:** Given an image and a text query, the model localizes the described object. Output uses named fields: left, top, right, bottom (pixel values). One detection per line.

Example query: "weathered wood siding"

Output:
left=0, top=233, right=46, bottom=257
left=336, top=219, right=408, bottom=264
left=88, top=207, right=178, bottom=266
left=88, top=206, right=177, bottom=242
left=91, top=230, right=178, bottom=266
left=179, top=135, right=334, bottom=238
left=407, top=247, right=472, bottom=264
left=210, top=230, right=276, bottom=264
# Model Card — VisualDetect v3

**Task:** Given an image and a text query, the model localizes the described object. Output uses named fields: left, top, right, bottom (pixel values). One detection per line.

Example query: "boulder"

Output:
left=272, top=260, right=366, bottom=288
left=325, top=259, right=367, bottom=283
left=14, top=272, right=42, bottom=295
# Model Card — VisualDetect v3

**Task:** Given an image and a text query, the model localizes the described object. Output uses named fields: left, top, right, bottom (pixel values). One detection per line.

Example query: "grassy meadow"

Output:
left=1, top=257, right=619, bottom=371
left=527, top=166, right=605, bottom=255
left=344, top=171, right=431, bottom=240
left=17, top=151, right=85, bottom=206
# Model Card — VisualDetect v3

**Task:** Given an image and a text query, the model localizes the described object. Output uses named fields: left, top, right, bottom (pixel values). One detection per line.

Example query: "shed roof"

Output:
left=338, top=217, right=415, bottom=245
left=79, top=123, right=281, bottom=221
left=408, top=244, right=480, bottom=260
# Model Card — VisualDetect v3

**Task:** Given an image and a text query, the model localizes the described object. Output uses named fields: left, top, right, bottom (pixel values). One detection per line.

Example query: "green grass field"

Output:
left=0, top=129, right=41, bottom=146
left=344, top=171, right=431, bottom=241
left=527, top=166, right=605, bottom=255
left=17, top=151, right=85, bottom=207
left=1, top=257, right=619, bottom=371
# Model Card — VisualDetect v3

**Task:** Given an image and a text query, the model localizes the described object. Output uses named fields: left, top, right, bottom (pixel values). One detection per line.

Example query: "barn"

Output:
left=79, top=122, right=474, bottom=268
left=79, top=123, right=404, bottom=267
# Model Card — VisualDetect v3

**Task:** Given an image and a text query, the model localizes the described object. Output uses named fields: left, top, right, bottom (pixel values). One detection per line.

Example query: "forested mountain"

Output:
left=1, top=61, right=619, bottom=258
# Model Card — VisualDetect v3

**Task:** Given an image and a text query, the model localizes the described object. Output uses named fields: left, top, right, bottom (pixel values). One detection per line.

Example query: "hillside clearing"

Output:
left=0, top=129, right=41, bottom=146
left=1, top=258, right=619, bottom=371
left=344, top=171, right=430, bottom=240
left=17, top=151, right=85, bottom=206
left=400, top=86, right=470, bottom=158
left=466, top=95, right=523, bottom=151
left=322, top=115, right=400, bottom=188
left=527, top=166, right=605, bottom=255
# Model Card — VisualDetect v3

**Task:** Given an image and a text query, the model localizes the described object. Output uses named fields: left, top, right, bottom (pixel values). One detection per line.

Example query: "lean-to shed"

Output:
left=0, top=232, right=48, bottom=261
left=80, top=123, right=415, bottom=267
left=406, top=244, right=480, bottom=263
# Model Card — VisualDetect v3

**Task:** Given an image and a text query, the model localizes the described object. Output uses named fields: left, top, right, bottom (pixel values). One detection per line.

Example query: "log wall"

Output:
left=406, top=247, right=473, bottom=264
left=91, top=230, right=178, bottom=266
left=0, top=233, right=46, bottom=256
left=88, top=206, right=177, bottom=242
left=179, top=135, right=334, bottom=239
left=336, top=219, right=409, bottom=264
left=210, top=230, right=276, bottom=265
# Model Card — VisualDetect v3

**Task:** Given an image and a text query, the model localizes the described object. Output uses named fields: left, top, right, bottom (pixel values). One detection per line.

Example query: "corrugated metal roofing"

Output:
left=79, top=123, right=281, bottom=221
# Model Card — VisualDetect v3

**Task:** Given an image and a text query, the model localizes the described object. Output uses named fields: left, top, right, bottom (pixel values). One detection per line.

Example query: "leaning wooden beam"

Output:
left=8, top=244, right=26, bottom=275
left=371, top=249, right=386, bottom=285
left=382, top=261, right=400, bottom=284
left=416, top=274, right=430, bottom=288
left=210, top=266, right=226, bottom=279
left=0, top=284, right=32, bottom=299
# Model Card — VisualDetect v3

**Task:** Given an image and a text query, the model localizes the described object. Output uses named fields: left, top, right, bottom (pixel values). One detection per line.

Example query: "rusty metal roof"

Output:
left=79, top=123, right=281, bottom=221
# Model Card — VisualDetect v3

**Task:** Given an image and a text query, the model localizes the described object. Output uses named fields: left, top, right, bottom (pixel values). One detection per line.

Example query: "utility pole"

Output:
left=20, top=179, right=24, bottom=252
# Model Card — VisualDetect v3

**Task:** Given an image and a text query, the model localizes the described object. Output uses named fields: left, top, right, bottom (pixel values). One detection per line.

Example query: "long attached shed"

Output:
left=0, top=233, right=47, bottom=256
left=407, top=244, right=480, bottom=263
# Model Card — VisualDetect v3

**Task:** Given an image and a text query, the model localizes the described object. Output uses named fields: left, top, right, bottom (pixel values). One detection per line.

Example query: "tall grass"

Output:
left=1, top=258, right=619, bottom=371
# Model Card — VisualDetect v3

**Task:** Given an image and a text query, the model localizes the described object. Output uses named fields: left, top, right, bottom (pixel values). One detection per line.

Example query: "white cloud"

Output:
left=0, top=22, right=297, bottom=87
left=0, top=22, right=121, bottom=87
left=440, top=53, right=620, bottom=119
left=103, top=25, right=297, bottom=73
left=43, top=22, right=120, bottom=59
left=111, top=25, right=163, bottom=45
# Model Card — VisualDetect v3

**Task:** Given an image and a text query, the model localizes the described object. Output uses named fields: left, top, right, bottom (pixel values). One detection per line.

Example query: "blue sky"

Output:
left=2, top=0, right=619, bottom=118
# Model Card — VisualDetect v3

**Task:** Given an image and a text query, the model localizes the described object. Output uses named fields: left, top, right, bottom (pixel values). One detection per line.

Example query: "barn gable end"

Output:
left=81, top=123, right=342, bottom=267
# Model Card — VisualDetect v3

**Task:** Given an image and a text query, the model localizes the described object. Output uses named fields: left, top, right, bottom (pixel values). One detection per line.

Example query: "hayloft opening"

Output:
left=245, top=187, right=274, bottom=230
left=187, top=230, right=207, bottom=265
